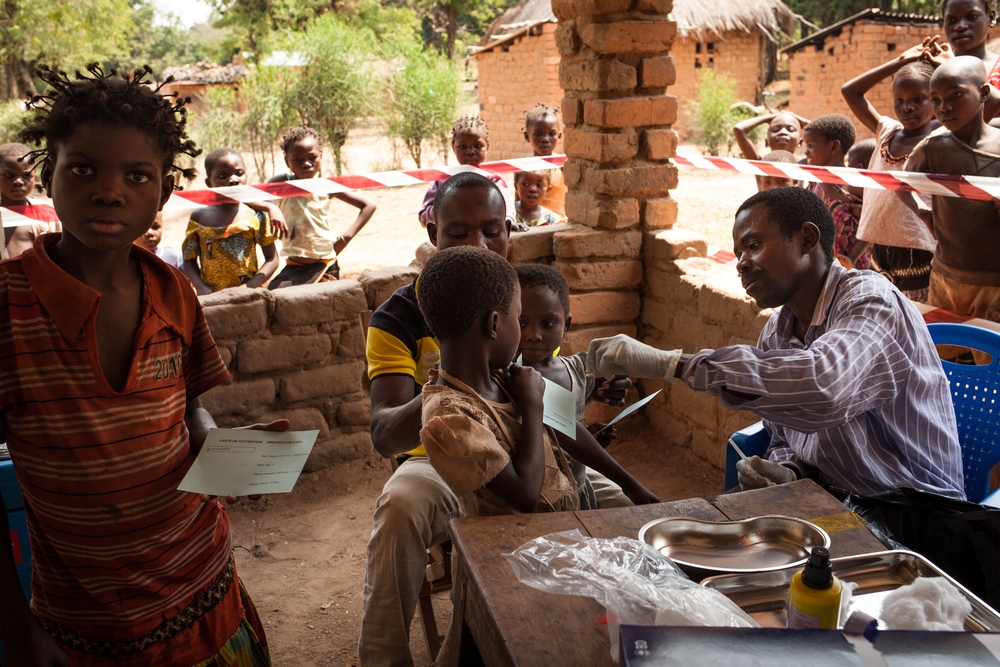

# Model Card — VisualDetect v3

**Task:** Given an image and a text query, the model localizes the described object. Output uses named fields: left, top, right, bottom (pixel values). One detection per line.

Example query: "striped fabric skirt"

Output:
left=194, top=582, right=271, bottom=667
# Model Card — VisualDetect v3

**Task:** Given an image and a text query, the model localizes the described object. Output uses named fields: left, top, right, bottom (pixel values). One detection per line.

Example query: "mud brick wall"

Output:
left=197, top=267, right=417, bottom=474
left=477, top=21, right=566, bottom=159
left=476, top=19, right=769, bottom=150
left=788, top=21, right=1000, bottom=140
left=669, top=30, right=768, bottom=137
left=639, top=228, right=769, bottom=467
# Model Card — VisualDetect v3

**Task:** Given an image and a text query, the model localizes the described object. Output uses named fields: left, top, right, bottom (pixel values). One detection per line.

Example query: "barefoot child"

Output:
left=842, top=53, right=940, bottom=301
left=135, top=212, right=183, bottom=269
left=183, top=147, right=280, bottom=294
left=513, top=170, right=563, bottom=227
left=515, top=263, right=641, bottom=510
left=522, top=103, right=566, bottom=216
left=900, top=56, right=1000, bottom=320
left=803, top=114, right=870, bottom=270
left=417, top=246, right=658, bottom=518
left=733, top=111, right=810, bottom=160
left=417, top=116, right=514, bottom=228
left=267, top=126, right=376, bottom=287
left=2, top=143, right=59, bottom=260
left=0, top=65, right=271, bottom=666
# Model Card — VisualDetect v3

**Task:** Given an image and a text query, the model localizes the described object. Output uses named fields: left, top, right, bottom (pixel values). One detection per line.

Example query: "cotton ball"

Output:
left=880, top=577, right=972, bottom=631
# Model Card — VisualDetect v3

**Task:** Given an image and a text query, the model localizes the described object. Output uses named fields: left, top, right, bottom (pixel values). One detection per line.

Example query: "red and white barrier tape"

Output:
left=6, top=153, right=1000, bottom=228
left=672, top=154, right=1000, bottom=201
left=0, top=155, right=567, bottom=228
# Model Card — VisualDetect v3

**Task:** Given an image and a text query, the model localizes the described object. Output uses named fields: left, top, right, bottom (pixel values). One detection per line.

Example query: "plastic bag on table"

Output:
left=503, top=529, right=758, bottom=662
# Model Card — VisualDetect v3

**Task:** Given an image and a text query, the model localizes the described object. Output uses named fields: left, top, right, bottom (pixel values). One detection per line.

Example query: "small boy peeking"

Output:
left=515, top=263, right=643, bottom=510
left=416, top=246, right=658, bottom=517
left=899, top=56, right=1000, bottom=321
left=0, top=65, right=276, bottom=666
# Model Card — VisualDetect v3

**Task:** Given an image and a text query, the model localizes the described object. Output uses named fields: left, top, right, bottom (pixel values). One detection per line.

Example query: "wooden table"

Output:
left=444, top=479, right=885, bottom=667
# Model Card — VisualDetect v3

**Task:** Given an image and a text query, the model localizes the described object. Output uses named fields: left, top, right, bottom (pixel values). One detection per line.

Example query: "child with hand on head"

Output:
left=1, top=64, right=274, bottom=667
left=803, top=114, right=870, bottom=270
left=842, top=53, right=939, bottom=301
left=2, top=143, right=60, bottom=260
left=267, top=126, right=376, bottom=287
left=515, top=263, right=647, bottom=510
left=522, top=103, right=566, bottom=217
left=135, top=212, right=183, bottom=270
left=417, top=246, right=658, bottom=518
left=757, top=150, right=798, bottom=191
left=418, top=116, right=515, bottom=229
left=514, top=170, right=564, bottom=227
left=183, top=147, right=281, bottom=294
left=899, top=56, right=1000, bottom=320
left=733, top=111, right=810, bottom=160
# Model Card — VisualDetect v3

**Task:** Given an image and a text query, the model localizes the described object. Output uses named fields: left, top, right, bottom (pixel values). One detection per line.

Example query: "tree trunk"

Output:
left=446, top=4, right=457, bottom=59
left=880, top=0, right=893, bottom=10
left=2, top=57, right=36, bottom=101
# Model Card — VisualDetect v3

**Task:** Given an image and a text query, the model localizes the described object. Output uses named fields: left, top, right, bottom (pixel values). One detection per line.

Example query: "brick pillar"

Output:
left=552, top=0, right=678, bottom=355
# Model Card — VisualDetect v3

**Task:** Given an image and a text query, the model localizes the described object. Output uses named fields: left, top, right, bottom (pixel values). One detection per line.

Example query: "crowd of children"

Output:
left=728, top=0, right=1000, bottom=320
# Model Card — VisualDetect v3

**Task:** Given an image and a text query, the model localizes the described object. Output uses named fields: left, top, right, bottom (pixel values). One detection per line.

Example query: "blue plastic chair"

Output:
left=723, top=323, right=1000, bottom=503
left=927, top=323, right=1000, bottom=504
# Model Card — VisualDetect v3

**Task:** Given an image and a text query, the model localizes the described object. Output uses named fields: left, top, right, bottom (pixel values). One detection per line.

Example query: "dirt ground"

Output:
left=227, top=416, right=722, bottom=667
left=162, top=133, right=756, bottom=666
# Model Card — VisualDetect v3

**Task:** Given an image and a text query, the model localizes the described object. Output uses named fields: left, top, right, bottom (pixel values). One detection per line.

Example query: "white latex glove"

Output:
left=736, top=456, right=797, bottom=490
left=586, top=334, right=682, bottom=382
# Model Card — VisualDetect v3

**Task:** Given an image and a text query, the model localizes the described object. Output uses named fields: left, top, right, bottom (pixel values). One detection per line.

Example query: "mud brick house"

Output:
left=160, top=58, right=249, bottom=112
left=783, top=8, right=1000, bottom=139
left=471, top=0, right=795, bottom=156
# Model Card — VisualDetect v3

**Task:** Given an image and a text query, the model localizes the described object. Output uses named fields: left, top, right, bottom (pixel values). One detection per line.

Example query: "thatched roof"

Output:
left=474, top=0, right=796, bottom=53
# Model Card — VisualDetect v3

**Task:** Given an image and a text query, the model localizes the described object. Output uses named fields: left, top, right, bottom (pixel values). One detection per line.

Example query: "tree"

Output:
left=0, top=0, right=135, bottom=101
left=289, top=14, right=377, bottom=175
left=240, top=66, right=297, bottom=179
left=384, top=43, right=461, bottom=167
left=113, top=1, right=221, bottom=77
left=786, top=0, right=940, bottom=28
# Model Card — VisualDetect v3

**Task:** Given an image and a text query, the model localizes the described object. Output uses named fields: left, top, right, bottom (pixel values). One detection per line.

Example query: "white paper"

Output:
left=178, top=429, right=319, bottom=497
left=607, top=389, right=662, bottom=427
left=542, top=377, right=577, bottom=439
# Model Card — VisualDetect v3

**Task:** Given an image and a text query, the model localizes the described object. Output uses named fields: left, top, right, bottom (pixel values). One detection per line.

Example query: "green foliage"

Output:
left=189, top=86, right=245, bottom=173
left=112, top=1, right=221, bottom=75
left=688, top=69, right=744, bottom=157
left=787, top=0, right=940, bottom=28
left=1, top=0, right=136, bottom=99
left=384, top=45, right=461, bottom=167
left=288, top=14, right=377, bottom=175
left=240, top=66, right=297, bottom=179
left=0, top=101, right=29, bottom=144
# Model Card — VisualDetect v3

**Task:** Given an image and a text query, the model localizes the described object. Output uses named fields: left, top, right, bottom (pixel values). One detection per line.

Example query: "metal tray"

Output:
left=701, top=550, right=1000, bottom=632
left=638, top=515, right=830, bottom=577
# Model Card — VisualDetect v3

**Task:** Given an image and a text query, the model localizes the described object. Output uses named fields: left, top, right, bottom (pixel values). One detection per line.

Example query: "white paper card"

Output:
left=178, top=429, right=319, bottom=497
left=542, top=378, right=577, bottom=439
left=607, top=389, right=662, bottom=427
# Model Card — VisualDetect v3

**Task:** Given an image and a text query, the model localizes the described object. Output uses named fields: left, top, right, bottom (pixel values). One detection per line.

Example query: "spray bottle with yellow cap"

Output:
left=787, top=547, right=843, bottom=629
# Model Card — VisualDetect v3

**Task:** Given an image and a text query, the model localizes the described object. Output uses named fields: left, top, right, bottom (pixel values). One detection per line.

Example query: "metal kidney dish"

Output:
left=638, top=515, right=831, bottom=578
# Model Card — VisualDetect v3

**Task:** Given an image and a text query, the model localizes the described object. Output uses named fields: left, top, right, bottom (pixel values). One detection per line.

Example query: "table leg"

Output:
left=443, top=546, right=485, bottom=667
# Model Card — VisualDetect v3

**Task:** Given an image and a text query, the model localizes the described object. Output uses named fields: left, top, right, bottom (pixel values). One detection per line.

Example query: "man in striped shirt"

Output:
left=589, top=187, right=965, bottom=500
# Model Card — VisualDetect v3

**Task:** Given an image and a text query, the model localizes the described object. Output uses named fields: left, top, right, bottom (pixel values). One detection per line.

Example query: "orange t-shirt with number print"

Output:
left=0, top=234, right=240, bottom=666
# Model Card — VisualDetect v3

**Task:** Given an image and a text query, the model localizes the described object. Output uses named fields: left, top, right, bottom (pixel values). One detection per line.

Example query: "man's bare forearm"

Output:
left=371, top=394, right=423, bottom=457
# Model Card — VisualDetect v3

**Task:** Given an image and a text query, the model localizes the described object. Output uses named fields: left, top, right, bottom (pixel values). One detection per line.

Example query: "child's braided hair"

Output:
left=280, top=126, right=322, bottom=154
left=523, top=103, right=560, bottom=133
left=451, top=115, right=489, bottom=143
left=19, top=63, right=199, bottom=181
